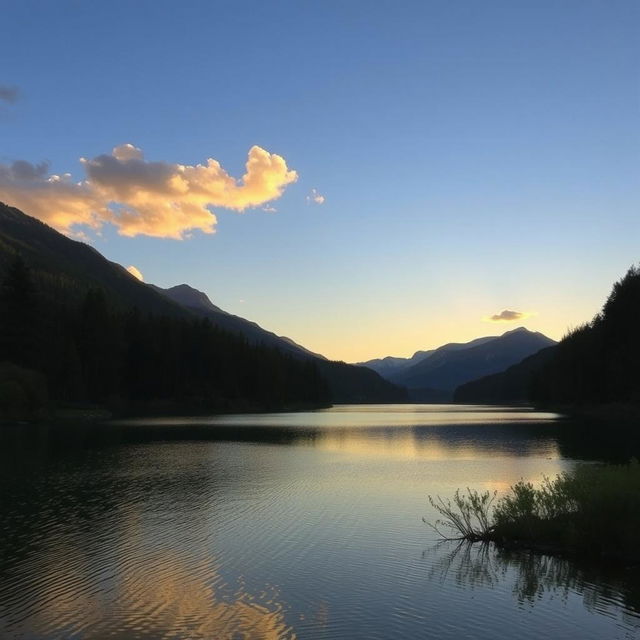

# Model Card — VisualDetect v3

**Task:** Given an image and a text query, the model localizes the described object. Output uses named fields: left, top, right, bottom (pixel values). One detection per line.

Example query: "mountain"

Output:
left=361, top=328, right=556, bottom=401
left=359, top=335, right=498, bottom=379
left=397, top=327, right=556, bottom=392
left=0, top=202, right=186, bottom=317
left=0, top=202, right=405, bottom=406
left=152, top=283, right=325, bottom=360
left=150, top=283, right=405, bottom=402
left=358, top=350, right=434, bottom=379
left=453, top=346, right=557, bottom=404
left=155, top=283, right=227, bottom=315
left=456, top=264, right=640, bottom=410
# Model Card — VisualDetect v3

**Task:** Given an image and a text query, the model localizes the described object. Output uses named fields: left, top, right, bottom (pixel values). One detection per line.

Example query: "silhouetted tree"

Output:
left=533, top=265, right=640, bottom=406
left=0, top=259, right=331, bottom=413
left=0, top=255, right=38, bottom=367
left=77, top=289, right=121, bottom=403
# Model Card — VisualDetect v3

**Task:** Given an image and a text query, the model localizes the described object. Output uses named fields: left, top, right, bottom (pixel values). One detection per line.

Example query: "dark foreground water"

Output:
left=1, top=405, right=639, bottom=639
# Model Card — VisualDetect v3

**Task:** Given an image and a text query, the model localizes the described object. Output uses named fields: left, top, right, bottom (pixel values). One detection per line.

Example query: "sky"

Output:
left=1, top=0, right=638, bottom=362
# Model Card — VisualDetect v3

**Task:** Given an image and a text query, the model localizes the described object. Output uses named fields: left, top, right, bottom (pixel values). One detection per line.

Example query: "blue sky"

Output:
left=1, top=0, right=638, bottom=361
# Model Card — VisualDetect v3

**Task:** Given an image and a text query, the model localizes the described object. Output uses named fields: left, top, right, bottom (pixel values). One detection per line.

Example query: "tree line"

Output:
left=0, top=256, right=330, bottom=416
left=532, top=265, right=640, bottom=406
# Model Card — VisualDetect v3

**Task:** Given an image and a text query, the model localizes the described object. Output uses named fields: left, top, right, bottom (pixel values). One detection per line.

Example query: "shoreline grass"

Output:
left=426, top=461, right=640, bottom=565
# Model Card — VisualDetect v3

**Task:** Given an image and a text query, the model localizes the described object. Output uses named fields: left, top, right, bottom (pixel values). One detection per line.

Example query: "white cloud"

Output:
left=0, top=145, right=298, bottom=239
left=306, top=188, right=325, bottom=205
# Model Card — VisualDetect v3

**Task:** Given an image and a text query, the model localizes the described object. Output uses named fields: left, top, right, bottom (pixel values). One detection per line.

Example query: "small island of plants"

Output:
left=427, top=461, right=640, bottom=565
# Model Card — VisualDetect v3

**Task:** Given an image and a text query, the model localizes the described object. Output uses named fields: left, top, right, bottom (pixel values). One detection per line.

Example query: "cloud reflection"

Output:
left=5, top=494, right=296, bottom=639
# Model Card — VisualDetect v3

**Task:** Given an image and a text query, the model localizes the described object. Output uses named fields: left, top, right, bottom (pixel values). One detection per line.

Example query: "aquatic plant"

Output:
left=425, top=488, right=496, bottom=541
left=426, top=461, right=640, bottom=563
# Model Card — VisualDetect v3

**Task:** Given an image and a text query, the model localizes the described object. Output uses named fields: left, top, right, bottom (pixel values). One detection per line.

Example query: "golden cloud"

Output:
left=126, top=265, right=144, bottom=281
left=0, top=145, right=297, bottom=239
left=484, top=309, right=534, bottom=322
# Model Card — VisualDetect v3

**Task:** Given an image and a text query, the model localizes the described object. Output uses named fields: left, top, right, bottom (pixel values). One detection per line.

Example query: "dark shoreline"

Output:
left=493, top=536, right=640, bottom=569
left=1, top=400, right=334, bottom=426
left=535, top=402, right=640, bottom=425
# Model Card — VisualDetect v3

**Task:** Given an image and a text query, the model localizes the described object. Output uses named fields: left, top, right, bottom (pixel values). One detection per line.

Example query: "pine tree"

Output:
left=0, top=255, right=38, bottom=367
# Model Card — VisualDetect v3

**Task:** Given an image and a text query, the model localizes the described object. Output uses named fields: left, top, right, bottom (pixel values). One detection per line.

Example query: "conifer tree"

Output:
left=0, top=255, right=38, bottom=367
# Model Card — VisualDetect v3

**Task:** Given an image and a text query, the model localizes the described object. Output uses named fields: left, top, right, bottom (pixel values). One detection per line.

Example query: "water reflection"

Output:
left=115, top=403, right=563, bottom=429
left=313, top=424, right=560, bottom=461
left=554, top=419, right=640, bottom=463
left=110, top=403, right=640, bottom=463
left=427, top=541, right=640, bottom=630
left=108, top=405, right=567, bottom=464
left=19, top=538, right=294, bottom=639
left=1, top=405, right=639, bottom=639
left=0, top=441, right=296, bottom=639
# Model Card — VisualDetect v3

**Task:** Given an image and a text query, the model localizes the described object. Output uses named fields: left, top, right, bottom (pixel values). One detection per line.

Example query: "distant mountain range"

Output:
left=455, top=264, right=640, bottom=409
left=358, top=349, right=436, bottom=380
left=360, top=328, right=557, bottom=401
left=0, top=202, right=406, bottom=405
left=5, top=202, right=636, bottom=413
left=359, top=335, right=496, bottom=379
left=0, top=202, right=576, bottom=409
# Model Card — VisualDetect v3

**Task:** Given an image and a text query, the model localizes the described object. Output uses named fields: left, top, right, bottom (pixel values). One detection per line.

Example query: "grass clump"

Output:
left=425, top=488, right=497, bottom=541
left=427, top=461, right=640, bottom=563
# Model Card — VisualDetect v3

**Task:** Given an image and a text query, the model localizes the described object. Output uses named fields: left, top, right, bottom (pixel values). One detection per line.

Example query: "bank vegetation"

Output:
left=427, top=462, right=640, bottom=564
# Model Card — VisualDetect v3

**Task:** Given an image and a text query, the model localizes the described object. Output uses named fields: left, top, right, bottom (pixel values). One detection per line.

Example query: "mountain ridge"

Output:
left=453, top=346, right=557, bottom=404
left=0, top=202, right=406, bottom=405
left=360, top=327, right=556, bottom=401
left=151, top=282, right=325, bottom=361
left=0, top=201, right=188, bottom=317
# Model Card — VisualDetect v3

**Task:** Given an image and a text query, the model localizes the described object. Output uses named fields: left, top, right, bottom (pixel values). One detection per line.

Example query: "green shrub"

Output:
left=427, top=461, right=640, bottom=562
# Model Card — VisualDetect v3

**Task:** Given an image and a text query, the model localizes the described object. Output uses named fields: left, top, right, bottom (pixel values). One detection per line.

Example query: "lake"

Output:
left=1, top=404, right=639, bottom=639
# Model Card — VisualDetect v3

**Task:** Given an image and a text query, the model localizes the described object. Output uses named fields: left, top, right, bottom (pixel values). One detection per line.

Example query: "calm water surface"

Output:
left=1, top=404, right=639, bottom=639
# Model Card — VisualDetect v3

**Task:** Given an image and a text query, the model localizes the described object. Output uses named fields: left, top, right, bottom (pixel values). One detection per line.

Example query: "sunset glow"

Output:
left=1, top=1, right=637, bottom=361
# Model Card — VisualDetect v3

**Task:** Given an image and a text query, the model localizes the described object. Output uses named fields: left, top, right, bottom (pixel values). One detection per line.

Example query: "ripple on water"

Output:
left=1, top=408, right=639, bottom=639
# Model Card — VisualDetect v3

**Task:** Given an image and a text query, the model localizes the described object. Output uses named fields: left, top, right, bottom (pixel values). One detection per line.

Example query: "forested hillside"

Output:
left=453, top=347, right=556, bottom=404
left=0, top=203, right=407, bottom=417
left=0, top=256, right=330, bottom=416
left=532, top=266, right=640, bottom=407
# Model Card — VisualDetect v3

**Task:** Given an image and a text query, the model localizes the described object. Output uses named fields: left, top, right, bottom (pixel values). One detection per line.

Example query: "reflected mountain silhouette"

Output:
left=554, top=418, right=640, bottom=462
left=4, top=411, right=640, bottom=464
